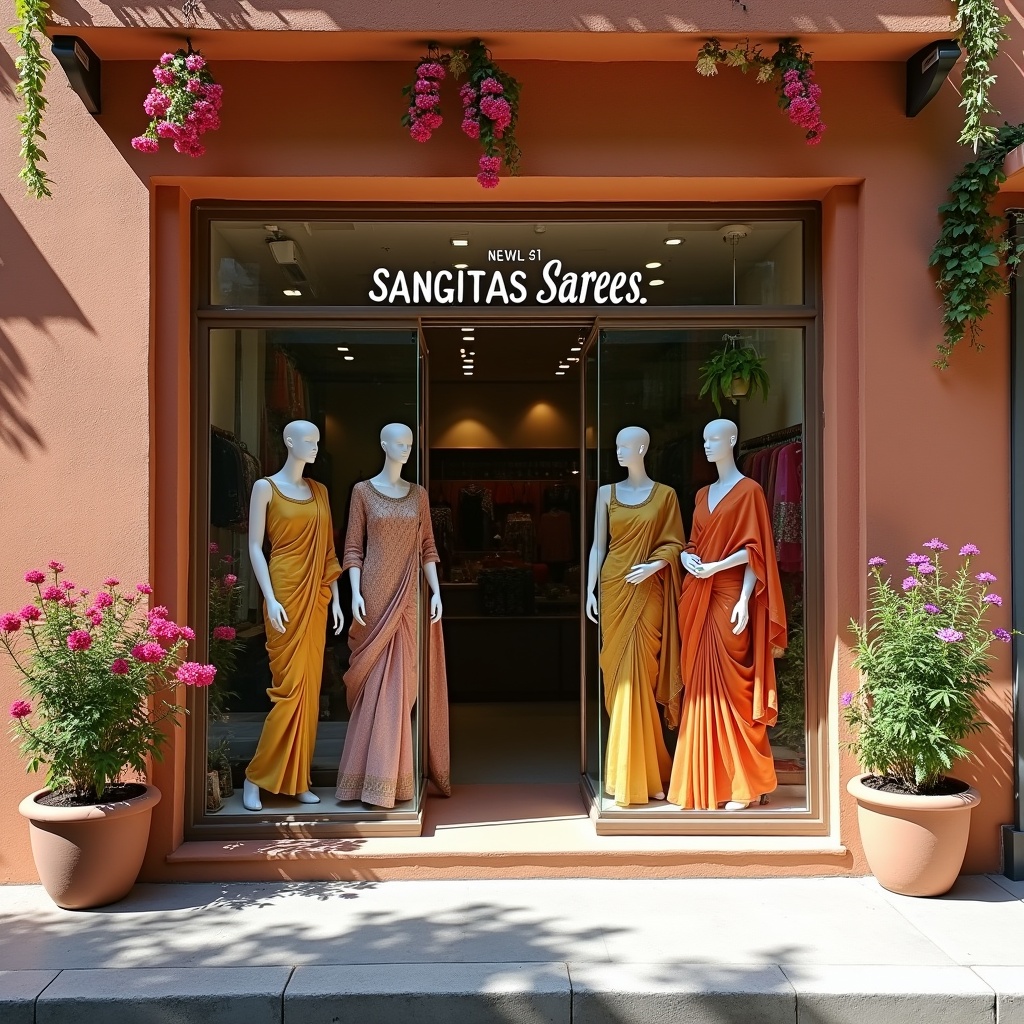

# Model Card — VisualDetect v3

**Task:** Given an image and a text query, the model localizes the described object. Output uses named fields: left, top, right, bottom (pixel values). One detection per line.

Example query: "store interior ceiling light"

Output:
left=645, top=262, right=662, bottom=269
left=648, top=279, right=665, bottom=286
left=283, top=288, right=303, bottom=296
left=571, top=346, right=581, bottom=352
left=555, top=371, right=565, bottom=376
left=664, top=237, right=683, bottom=245
left=559, top=363, right=570, bottom=369
left=343, top=355, right=355, bottom=361
left=461, top=327, right=475, bottom=332
left=454, top=263, right=469, bottom=269
left=451, top=238, right=469, bottom=247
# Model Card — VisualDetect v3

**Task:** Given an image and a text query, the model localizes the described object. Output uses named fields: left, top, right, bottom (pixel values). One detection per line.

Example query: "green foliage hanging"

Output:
left=10, top=0, right=53, bottom=198
left=954, top=0, right=1009, bottom=150
left=929, top=122, right=1024, bottom=368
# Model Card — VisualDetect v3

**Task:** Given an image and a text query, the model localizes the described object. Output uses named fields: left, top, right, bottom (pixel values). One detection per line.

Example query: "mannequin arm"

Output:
left=624, top=559, right=667, bottom=585
left=731, top=565, right=757, bottom=634
left=248, top=480, right=288, bottom=634
left=348, top=567, right=366, bottom=626
left=585, top=487, right=610, bottom=623
left=424, top=562, right=442, bottom=623
left=689, top=546, right=750, bottom=579
left=329, top=579, right=344, bottom=634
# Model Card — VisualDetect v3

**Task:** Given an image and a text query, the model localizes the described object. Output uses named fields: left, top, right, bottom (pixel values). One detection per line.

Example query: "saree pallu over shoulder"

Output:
left=245, top=478, right=341, bottom=796
left=669, top=477, right=787, bottom=809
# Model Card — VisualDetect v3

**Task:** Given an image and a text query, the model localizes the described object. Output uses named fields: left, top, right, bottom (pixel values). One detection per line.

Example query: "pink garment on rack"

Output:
left=772, top=442, right=803, bottom=574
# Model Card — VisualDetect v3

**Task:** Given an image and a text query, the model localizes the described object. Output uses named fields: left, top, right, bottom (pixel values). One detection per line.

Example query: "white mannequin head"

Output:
left=282, top=420, right=320, bottom=465
left=703, top=418, right=738, bottom=468
left=615, top=426, right=651, bottom=470
left=380, top=422, right=414, bottom=466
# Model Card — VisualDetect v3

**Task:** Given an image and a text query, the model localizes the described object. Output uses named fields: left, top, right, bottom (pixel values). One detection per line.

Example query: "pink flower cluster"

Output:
left=478, top=78, right=511, bottom=133
left=212, top=625, right=237, bottom=642
left=461, top=78, right=511, bottom=187
left=10, top=700, right=32, bottom=720
left=781, top=69, right=825, bottom=145
left=67, top=629, right=92, bottom=652
left=460, top=82, right=481, bottom=140
left=131, top=50, right=223, bottom=158
left=408, top=60, right=445, bottom=143
left=175, top=662, right=217, bottom=687
left=477, top=155, right=501, bottom=189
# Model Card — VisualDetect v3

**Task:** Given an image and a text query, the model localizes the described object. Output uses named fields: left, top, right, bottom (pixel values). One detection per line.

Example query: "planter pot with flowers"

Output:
left=3, top=562, right=215, bottom=909
left=844, top=540, right=1009, bottom=896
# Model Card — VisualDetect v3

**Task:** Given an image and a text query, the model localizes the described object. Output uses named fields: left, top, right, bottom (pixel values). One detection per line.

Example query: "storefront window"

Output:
left=201, top=327, right=425, bottom=826
left=583, top=327, right=809, bottom=824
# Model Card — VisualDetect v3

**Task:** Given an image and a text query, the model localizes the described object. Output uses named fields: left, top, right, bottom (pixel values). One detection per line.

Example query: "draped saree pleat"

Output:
left=336, top=482, right=450, bottom=807
left=668, top=477, right=788, bottom=809
left=245, top=478, right=341, bottom=796
left=599, top=483, right=685, bottom=805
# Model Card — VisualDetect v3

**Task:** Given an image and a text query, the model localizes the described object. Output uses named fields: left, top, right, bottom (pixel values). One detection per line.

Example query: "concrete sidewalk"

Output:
left=2, top=873, right=1024, bottom=1022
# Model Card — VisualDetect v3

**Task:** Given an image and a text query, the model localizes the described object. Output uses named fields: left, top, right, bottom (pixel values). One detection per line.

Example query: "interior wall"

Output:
left=430, top=381, right=579, bottom=448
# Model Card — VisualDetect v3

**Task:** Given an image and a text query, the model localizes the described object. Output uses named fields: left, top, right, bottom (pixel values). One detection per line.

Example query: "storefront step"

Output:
left=1, top=963, right=1013, bottom=1023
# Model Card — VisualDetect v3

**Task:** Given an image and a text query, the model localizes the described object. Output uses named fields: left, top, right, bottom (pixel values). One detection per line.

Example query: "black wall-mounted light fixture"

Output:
left=51, top=35, right=101, bottom=115
left=906, top=39, right=961, bottom=118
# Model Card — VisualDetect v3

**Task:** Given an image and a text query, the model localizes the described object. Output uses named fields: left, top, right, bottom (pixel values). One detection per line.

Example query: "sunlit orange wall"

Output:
left=1, top=32, right=1021, bottom=881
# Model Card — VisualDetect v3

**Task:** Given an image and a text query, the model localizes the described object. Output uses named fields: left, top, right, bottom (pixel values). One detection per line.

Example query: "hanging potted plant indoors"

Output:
left=698, top=333, right=771, bottom=413
left=844, top=541, right=1007, bottom=896
left=2, top=562, right=215, bottom=908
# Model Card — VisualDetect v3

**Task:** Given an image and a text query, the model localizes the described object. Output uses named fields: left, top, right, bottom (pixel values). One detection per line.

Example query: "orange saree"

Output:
left=668, top=477, right=787, bottom=809
left=600, top=483, right=685, bottom=805
left=245, top=479, right=341, bottom=796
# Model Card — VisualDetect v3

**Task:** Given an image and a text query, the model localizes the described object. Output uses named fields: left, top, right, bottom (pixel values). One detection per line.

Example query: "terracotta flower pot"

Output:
left=846, top=774, right=980, bottom=897
left=18, top=784, right=161, bottom=909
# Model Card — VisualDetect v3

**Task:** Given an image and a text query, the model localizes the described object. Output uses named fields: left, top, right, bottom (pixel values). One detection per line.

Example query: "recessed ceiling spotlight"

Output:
left=664, top=237, right=683, bottom=246
left=648, top=279, right=665, bottom=286
left=645, top=262, right=662, bottom=269
left=559, top=363, right=570, bottom=369
left=460, top=348, right=466, bottom=354
left=451, top=238, right=469, bottom=247
left=469, top=351, right=476, bottom=356
left=463, top=371, right=473, bottom=376
left=555, top=371, right=566, bottom=376
left=283, top=289, right=303, bottom=296
left=454, top=263, right=469, bottom=270
left=567, top=357, right=579, bottom=363
left=337, top=346, right=349, bottom=352
left=461, top=327, right=475, bottom=332
left=463, top=336, right=475, bottom=342
left=570, top=346, right=581, bottom=352
left=343, top=355, right=355, bottom=361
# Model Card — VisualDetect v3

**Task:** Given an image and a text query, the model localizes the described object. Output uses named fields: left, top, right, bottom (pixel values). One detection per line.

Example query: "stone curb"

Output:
left=3, top=962, right=1024, bottom=1023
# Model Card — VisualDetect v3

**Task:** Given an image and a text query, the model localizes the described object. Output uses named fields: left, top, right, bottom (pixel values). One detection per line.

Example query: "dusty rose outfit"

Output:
left=335, top=481, right=451, bottom=807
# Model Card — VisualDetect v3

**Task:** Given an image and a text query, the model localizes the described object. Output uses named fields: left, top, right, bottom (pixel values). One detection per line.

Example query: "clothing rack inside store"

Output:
left=738, top=423, right=803, bottom=453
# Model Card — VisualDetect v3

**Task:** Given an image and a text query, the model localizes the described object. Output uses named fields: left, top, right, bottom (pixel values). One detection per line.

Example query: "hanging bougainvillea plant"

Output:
left=402, top=39, right=522, bottom=188
left=131, top=48, right=223, bottom=157
left=696, top=37, right=825, bottom=145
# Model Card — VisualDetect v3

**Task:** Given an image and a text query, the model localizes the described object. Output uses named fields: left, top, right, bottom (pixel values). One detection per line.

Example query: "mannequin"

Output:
left=335, top=423, right=451, bottom=808
left=586, top=426, right=685, bottom=806
left=668, top=418, right=787, bottom=811
left=242, top=420, right=343, bottom=812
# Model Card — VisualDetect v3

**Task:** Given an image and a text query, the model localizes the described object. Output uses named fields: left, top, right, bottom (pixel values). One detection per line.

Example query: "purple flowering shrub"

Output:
left=844, top=540, right=1008, bottom=793
left=2, top=563, right=215, bottom=802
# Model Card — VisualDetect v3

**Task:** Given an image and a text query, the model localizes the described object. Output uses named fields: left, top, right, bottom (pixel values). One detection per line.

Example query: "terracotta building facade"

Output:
left=1, top=0, right=1023, bottom=883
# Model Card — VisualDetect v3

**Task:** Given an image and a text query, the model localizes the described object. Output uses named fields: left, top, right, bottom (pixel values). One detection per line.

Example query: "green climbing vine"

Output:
left=10, top=0, right=53, bottom=198
left=930, top=122, right=1024, bottom=368
left=954, top=0, right=1009, bottom=150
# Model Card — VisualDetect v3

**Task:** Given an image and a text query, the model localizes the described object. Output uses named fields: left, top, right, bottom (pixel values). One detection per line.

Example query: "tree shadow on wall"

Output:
left=0, top=195, right=96, bottom=457
left=0, top=39, right=16, bottom=100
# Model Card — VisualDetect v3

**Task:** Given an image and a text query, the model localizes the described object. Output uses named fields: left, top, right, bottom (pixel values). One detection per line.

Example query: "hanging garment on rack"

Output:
left=504, top=512, right=536, bottom=563
left=458, top=485, right=492, bottom=550
left=538, top=509, right=572, bottom=563
left=772, top=442, right=803, bottom=573
left=210, top=426, right=248, bottom=528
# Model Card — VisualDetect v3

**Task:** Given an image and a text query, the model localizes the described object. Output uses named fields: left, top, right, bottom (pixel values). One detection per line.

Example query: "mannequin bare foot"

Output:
left=653, top=791, right=665, bottom=801
left=724, top=800, right=751, bottom=811
left=296, top=790, right=320, bottom=804
left=242, top=779, right=262, bottom=811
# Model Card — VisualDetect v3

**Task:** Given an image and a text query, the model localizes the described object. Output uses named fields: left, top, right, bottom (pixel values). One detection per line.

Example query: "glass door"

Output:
left=196, top=325, right=428, bottom=834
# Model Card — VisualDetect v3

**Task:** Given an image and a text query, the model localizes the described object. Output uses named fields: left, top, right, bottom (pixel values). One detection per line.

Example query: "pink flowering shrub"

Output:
left=207, top=547, right=245, bottom=719
left=844, top=540, right=1008, bottom=793
left=2, top=563, right=215, bottom=802
left=131, top=49, right=223, bottom=158
left=403, top=58, right=445, bottom=143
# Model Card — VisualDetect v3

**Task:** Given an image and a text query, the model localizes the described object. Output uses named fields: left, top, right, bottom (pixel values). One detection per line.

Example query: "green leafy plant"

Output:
left=2, top=562, right=216, bottom=802
left=929, top=122, right=1024, bottom=368
left=698, top=334, right=771, bottom=414
left=770, top=584, right=805, bottom=753
left=10, top=0, right=53, bottom=198
left=844, top=540, right=1008, bottom=794
left=955, top=0, right=1009, bottom=150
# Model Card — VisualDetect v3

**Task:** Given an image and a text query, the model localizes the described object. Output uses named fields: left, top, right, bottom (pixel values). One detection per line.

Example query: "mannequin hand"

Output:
left=690, top=559, right=722, bottom=580
left=266, top=599, right=288, bottom=634
left=351, top=593, right=366, bottom=627
left=331, top=598, right=345, bottom=635
left=681, top=552, right=703, bottom=576
left=624, top=560, right=665, bottom=585
left=585, top=591, right=598, bottom=624
left=429, top=592, right=443, bottom=623
left=730, top=597, right=750, bottom=634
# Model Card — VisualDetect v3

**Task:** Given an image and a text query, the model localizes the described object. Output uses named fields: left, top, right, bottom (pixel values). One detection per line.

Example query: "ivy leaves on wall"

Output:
left=10, top=0, right=53, bottom=198
left=954, top=0, right=1009, bottom=150
left=930, top=122, right=1024, bottom=368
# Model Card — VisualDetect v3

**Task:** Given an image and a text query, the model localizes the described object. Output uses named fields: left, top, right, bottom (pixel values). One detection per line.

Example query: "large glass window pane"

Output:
left=209, top=219, right=805, bottom=308
left=587, top=327, right=807, bottom=819
left=203, top=327, right=423, bottom=822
